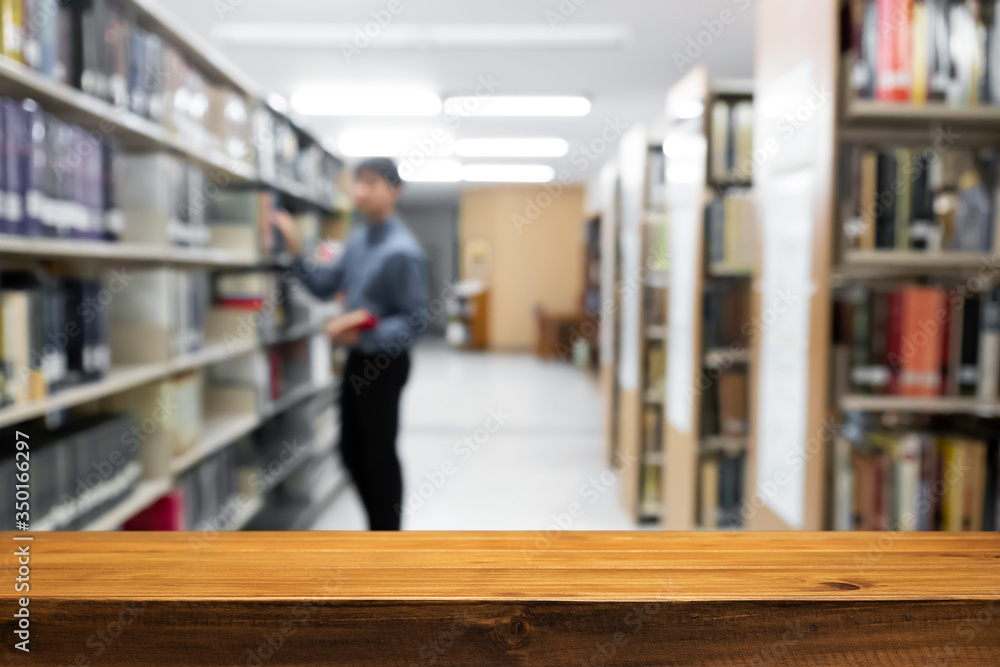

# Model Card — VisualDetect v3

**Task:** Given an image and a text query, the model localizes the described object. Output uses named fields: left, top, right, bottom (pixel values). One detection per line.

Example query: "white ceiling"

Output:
left=166, top=0, right=756, bottom=202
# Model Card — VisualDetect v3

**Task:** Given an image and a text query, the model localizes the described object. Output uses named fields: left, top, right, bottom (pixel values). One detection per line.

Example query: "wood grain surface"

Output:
left=2, top=531, right=999, bottom=665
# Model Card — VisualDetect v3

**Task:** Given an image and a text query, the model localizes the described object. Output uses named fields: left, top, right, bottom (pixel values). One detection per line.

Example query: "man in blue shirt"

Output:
left=273, top=157, right=429, bottom=530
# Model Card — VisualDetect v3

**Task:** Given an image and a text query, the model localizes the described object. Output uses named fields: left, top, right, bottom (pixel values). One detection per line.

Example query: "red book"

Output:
left=899, top=287, right=945, bottom=397
left=123, top=490, right=185, bottom=530
left=875, top=0, right=913, bottom=101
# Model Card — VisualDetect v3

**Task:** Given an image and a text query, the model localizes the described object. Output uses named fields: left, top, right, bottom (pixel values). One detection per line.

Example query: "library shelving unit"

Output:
left=614, top=124, right=668, bottom=522
left=751, top=0, right=1000, bottom=531
left=596, top=161, right=622, bottom=468
left=0, top=0, right=347, bottom=532
left=661, top=66, right=756, bottom=530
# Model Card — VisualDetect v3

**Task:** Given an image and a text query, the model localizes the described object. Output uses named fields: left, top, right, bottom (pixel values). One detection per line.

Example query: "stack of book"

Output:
left=0, top=97, right=124, bottom=241
left=206, top=189, right=297, bottom=261
left=108, top=267, right=208, bottom=363
left=849, top=0, right=1000, bottom=107
left=116, top=152, right=212, bottom=248
left=699, top=450, right=746, bottom=529
left=833, top=284, right=1000, bottom=399
left=0, top=413, right=139, bottom=531
left=840, top=144, right=997, bottom=253
left=705, top=189, right=757, bottom=271
left=0, top=272, right=109, bottom=407
left=834, top=429, right=999, bottom=531
left=709, top=98, right=753, bottom=183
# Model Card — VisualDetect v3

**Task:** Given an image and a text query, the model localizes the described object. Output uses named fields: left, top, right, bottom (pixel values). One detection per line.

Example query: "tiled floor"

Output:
left=312, top=340, right=638, bottom=531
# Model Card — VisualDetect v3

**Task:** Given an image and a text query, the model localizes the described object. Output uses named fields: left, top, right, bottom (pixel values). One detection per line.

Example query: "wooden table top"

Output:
left=4, top=531, right=999, bottom=602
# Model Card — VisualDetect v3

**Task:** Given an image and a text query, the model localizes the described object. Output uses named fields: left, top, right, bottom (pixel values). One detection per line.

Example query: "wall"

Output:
left=459, top=185, right=585, bottom=350
left=397, top=202, right=460, bottom=334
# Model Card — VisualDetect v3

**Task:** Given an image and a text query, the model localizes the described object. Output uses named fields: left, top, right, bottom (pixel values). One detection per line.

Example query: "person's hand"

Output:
left=325, top=312, right=365, bottom=346
left=270, top=209, right=302, bottom=257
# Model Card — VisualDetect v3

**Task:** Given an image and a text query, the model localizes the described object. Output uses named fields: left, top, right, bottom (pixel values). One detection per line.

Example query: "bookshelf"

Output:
left=0, top=0, right=347, bottom=532
left=613, top=124, right=668, bottom=522
left=660, top=67, right=756, bottom=530
left=751, top=0, right=1000, bottom=532
left=597, top=162, right=623, bottom=468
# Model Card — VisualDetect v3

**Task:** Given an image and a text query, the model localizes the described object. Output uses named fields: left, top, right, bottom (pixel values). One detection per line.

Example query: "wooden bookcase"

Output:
left=612, top=124, right=669, bottom=522
left=660, top=67, right=757, bottom=530
left=751, top=0, right=1000, bottom=530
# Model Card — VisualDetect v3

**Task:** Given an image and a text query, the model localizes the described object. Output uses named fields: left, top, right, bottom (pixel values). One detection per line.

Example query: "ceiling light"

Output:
left=462, top=164, right=556, bottom=183
left=401, top=159, right=464, bottom=183
left=455, top=138, right=569, bottom=158
left=291, top=86, right=442, bottom=116
left=444, top=96, right=591, bottom=117
left=338, top=129, right=455, bottom=158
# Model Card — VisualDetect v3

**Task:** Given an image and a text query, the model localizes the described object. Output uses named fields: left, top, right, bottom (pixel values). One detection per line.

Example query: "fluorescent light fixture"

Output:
left=400, top=159, right=463, bottom=183
left=337, top=129, right=455, bottom=158
left=291, top=86, right=441, bottom=116
left=211, top=24, right=632, bottom=50
left=455, top=138, right=569, bottom=158
left=671, top=100, right=704, bottom=120
left=462, top=164, right=556, bottom=183
left=444, top=96, right=591, bottom=117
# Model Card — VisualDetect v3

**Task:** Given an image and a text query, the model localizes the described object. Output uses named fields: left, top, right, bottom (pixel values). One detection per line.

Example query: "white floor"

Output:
left=312, top=340, right=638, bottom=531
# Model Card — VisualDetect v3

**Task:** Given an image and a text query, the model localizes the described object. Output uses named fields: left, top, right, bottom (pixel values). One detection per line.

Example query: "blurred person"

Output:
left=272, top=157, right=429, bottom=530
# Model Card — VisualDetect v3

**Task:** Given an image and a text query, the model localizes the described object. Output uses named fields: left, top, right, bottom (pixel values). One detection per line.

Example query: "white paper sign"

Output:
left=755, top=168, right=815, bottom=529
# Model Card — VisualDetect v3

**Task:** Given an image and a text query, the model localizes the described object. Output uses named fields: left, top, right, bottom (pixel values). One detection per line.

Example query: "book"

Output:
left=978, top=288, right=1000, bottom=400
left=875, top=0, right=913, bottom=102
left=897, top=286, right=945, bottom=397
left=699, top=455, right=719, bottom=529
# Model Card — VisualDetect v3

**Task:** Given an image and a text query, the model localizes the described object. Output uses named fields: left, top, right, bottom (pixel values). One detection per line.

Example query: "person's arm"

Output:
left=274, top=210, right=347, bottom=300
left=360, top=252, right=429, bottom=352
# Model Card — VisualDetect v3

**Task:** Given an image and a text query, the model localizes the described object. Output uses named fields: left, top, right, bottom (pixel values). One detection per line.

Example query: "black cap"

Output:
left=354, top=157, right=402, bottom=188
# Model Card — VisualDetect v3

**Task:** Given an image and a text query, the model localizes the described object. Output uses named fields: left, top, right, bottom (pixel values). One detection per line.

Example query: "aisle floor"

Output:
left=313, top=340, right=638, bottom=531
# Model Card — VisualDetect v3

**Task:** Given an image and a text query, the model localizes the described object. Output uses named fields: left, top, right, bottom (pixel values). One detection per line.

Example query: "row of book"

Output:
left=121, top=390, right=338, bottom=530
left=0, top=413, right=139, bottom=531
left=849, top=0, right=1000, bottom=106
left=840, top=144, right=997, bottom=252
left=0, top=0, right=254, bottom=163
left=0, top=273, right=108, bottom=407
left=709, top=99, right=753, bottom=183
left=699, top=450, right=746, bottom=529
left=0, top=97, right=123, bottom=240
left=832, top=284, right=1000, bottom=398
left=705, top=189, right=757, bottom=271
left=111, top=268, right=209, bottom=363
left=834, top=430, right=999, bottom=531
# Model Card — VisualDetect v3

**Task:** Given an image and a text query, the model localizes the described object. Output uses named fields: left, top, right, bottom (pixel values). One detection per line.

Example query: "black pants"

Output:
left=339, top=350, right=410, bottom=530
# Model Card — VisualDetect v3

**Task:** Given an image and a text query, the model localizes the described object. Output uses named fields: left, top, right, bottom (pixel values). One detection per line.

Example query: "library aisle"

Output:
left=315, top=341, right=635, bottom=531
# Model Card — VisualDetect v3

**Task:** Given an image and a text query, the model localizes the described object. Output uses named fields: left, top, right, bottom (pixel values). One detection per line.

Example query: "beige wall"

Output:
left=459, top=185, right=585, bottom=350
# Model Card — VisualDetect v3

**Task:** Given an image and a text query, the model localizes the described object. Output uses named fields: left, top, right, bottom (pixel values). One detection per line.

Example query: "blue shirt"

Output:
left=296, top=214, right=430, bottom=355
